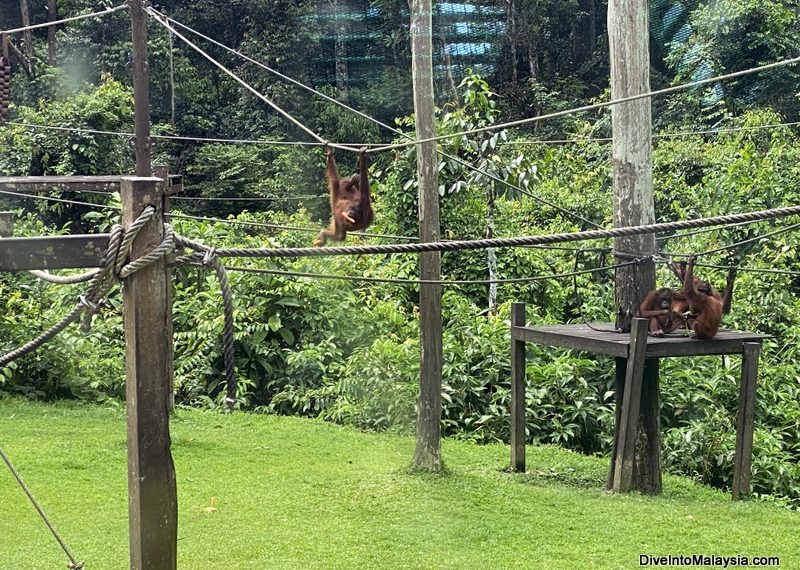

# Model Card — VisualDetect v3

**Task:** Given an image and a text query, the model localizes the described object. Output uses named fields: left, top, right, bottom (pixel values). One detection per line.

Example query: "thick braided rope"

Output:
left=28, top=269, right=100, bottom=285
left=0, top=208, right=172, bottom=366
left=0, top=227, right=123, bottom=367
left=115, top=206, right=156, bottom=274
left=178, top=205, right=800, bottom=260
left=119, top=224, right=175, bottom=278
left=176, top=236, right=238, bottom=409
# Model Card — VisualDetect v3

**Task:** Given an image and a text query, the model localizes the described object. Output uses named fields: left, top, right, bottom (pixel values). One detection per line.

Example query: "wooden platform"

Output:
left=513, top=323, right=771, bottom=358
left=509, top=304, right=770, bottom=499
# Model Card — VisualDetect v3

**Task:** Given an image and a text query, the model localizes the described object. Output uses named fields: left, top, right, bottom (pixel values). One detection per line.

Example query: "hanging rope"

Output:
left=176, top=236, right=237, bottom=410
left=174, top=204, right=800, bottom=261
left=0, top=207, right=174, bottom=366
left=0, top=447, right=84, bottom=569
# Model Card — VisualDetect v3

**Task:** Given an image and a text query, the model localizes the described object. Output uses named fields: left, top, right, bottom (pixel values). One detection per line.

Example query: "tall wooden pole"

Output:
left=130, top=0, right=152, bottom=177
left=126, top=2, right=175, bottom=566
left=121, top=178, right=177, bottom=570
left=609, top=0, right=655, bottom=330
left=410, top=0, right=443, bottom=472
left=608, top=0, right=660, bottom=494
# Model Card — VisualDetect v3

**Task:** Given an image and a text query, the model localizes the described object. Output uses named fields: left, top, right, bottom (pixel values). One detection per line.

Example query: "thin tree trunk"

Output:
left=410, top=0, right=443, bottom=473
left=46, top=0, right=57, bottom=66
left=168, top=27, right=176, bottom=127
left=506, top=0, right=517, bottom=84
left=333, top=0, right=349, bottom=103
left=18, top=0, right=33, bottom=68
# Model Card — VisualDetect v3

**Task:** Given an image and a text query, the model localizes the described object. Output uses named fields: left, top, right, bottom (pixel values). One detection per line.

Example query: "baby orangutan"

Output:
left=638, top=287, right=685, bottom=337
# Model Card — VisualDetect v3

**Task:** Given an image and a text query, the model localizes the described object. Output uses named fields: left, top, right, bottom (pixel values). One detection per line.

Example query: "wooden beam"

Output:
left=612, top=317, right=648, bottom=492
left=0, top=235, right=108, bottom=270
left=0, top=212, right=12, bottom=237
left=0, top=176, right=122, bottom=193
left=121, top=177, right=177, bottom=570
left=607, top=357, right=627, bottom=489
left=732, top=342, right=761, bottom=500
left=510, top=303, right=527, bottom=472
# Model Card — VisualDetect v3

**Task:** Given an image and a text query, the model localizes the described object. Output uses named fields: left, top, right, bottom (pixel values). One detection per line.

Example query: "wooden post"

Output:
left=129, top=0, right=152, bottom=177
left=732, top=342, right=760, bottom=500
left=154, top=165, right=175, bottom=411
left=609, top=0, right=659, bottom=494
left=120, top=177, right=177, bottom=570
left=634, top=358, right=661, bottom=494
left=608, top=0, right=656, bottom=332
left=510, top=302, right=527, bottom=471
left=410, top=0, right=443, bottom=472
left=0, top=212, right=12, bottom=237
left=612, top=317, right=648, bottom=492
left=607, top=357, right=626, bottom=489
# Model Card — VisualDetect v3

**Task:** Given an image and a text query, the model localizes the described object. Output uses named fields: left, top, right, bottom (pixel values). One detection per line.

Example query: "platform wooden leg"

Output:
left=732, top=342, right=760, bottom=500
left=510, top=303, right=527, bottom=472
left=607, top=357, right=626, bottom=490
left=612, top=317, right=648, bottom=492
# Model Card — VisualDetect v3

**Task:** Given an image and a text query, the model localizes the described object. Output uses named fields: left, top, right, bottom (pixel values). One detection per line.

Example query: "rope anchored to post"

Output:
left=176, top=235, right=238, bottom=410
left=0, top=206, right=174, bottom=366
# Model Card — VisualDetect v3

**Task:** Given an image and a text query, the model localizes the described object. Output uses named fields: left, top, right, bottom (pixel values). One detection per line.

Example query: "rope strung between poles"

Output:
left=146, top=8, right=354, bottom=152
left=223, top=259, right=637, bottom=286
left=5, top=121, right=324, bottom=146
left=1, top=447, right=84, bottom=569
left=0, top=4, right=127, bottom=34
left=28, top=269, right=100, bottom=285
left=174, top=204, right=800, bottom=261
left=148, top=9, right=602, bottom=229
left=661, top=221, right=800, bottom=260
left=0, top=207, right=174, bottom=367
left=368, top=54, right=800, bottom=153
left=176, top=236, right=237, bottom=410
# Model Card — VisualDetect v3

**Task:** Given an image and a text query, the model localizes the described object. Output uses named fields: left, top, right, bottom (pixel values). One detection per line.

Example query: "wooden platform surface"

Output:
left=512, top=323, right=771, bottom=358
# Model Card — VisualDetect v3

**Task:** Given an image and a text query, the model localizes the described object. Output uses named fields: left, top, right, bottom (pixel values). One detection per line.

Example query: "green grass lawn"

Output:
left=1, top=398, right=797, bottom=569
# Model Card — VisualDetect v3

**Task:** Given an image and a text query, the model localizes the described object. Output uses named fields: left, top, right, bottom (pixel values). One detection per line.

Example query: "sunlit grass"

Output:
left=1, top=397, right=797, bottom=569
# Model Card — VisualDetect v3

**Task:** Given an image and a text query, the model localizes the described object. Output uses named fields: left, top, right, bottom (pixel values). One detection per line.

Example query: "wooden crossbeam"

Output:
left=0, top=235, right=108, bottom=270
left=0, top=176, right=123, bottom=193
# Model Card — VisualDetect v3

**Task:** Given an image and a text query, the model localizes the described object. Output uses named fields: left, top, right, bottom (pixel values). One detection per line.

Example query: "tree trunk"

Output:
left=506, top=0, right=518, bottom=84
left=18, top=0, right=33, bottom=68
left=46, top=0, right=57, bottom=66
left=410, top=0, right=443, bottom=473
left=333, top=0, right=349, bottom=103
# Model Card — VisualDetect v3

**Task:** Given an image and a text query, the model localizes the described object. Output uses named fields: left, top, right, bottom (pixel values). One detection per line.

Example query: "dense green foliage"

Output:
left=2, top=0, right=800, bottom=509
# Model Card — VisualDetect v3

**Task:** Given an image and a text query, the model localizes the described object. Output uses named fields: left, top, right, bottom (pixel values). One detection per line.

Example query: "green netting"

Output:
left=302, top=0, right=710, bottom=91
